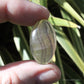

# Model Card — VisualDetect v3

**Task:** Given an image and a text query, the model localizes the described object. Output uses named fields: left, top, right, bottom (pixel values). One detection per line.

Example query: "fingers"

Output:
left=0, top=0, right=49, bottom=26
left=0, top=61, right=61, bottom=84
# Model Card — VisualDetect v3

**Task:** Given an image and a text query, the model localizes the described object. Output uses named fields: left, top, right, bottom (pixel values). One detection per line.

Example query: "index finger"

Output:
left=0, top=0, right=49, bottom=26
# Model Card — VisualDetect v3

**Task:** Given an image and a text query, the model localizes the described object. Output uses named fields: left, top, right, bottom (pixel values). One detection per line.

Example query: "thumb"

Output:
left=0, top=61, right=61, bottom=84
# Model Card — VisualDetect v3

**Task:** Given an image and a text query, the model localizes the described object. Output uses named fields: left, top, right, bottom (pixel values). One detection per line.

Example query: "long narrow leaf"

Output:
left=60, top=9, right=84, bottom=61
left=54, top=0, right=84, bottom=26
left=56, top=46, right=66, bottom=84
left=0, top=48, right=14, bottom=64
left=0, top=55, right=4, bottom=66
left=63, top=61, right=84, bottom=83
left=48, top=15, right=79, bottom=28
left=13, top=25, right=32, bottom=60
left=66, top=0, right=84, bottom=19
left=55, top=28, right=84, bottom=74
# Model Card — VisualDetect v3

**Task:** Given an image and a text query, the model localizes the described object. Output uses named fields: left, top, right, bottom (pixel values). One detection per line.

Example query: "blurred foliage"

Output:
left=0, top=0, right=84, bottom=84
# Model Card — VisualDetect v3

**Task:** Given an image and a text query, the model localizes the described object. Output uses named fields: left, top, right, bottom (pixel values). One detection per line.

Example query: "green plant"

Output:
left=0, top=0, right=84, bottom=84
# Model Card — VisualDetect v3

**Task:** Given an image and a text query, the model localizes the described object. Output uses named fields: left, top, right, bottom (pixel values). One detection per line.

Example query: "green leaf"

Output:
left=13, top=25, right=32, bottom=60
left=0, top=55, right=4, bottom=66
left=60, top=9, right=84, bottom=61
left=63, top=61, right=84, bottom=83
left=54, top=0, right=84, bottom=26
left=0, top=48, right=14, bottom=64
left=55, top=28, right=84, bottom=74
left=67, top=0, right=84, bottom=19
left=56, top=46, right=66, bottom=84
left=31, top=0, right=47, bottom=7
left=48, top=15, right=79, bottom=28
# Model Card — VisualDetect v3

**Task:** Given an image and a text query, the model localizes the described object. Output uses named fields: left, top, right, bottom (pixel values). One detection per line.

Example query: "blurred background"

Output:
left=0, top=0, right=84, bottom=84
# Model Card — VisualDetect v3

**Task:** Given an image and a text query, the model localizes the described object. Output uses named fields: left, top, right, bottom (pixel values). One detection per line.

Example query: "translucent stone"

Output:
left=30, top=20, right=56, bottom=64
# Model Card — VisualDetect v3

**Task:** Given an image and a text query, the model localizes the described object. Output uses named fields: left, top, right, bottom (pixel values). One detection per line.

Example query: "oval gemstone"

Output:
left=30, top=20, right=56, bottom=64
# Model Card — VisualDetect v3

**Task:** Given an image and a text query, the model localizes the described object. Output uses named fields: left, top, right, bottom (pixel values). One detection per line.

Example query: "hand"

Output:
left=0, top=0, right=61, bottom=84
left=0, top=61, right=61, bottom=84
left=0, top=0, right=49, bottom=26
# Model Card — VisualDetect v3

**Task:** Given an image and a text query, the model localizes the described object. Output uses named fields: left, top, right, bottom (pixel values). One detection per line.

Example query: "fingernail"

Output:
left=37, top=70, right=57, bottom=82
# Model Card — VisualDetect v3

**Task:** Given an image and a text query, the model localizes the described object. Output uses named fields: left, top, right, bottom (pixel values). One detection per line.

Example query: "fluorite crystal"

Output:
left=30, top=20, right=56, bottom=64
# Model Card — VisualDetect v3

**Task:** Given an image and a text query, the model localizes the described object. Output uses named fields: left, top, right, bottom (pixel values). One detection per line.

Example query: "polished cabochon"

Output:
left=30, top=20, right=56, bottom=64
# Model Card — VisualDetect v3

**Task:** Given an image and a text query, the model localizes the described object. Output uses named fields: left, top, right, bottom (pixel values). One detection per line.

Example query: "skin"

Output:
left=0, top=0, right=61, bottom=84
